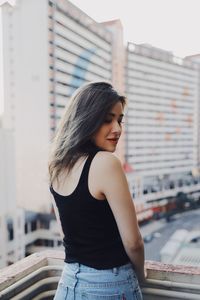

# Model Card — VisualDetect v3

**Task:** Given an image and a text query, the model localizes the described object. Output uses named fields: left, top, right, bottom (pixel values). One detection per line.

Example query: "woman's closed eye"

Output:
left=104, top=118, right=124, bottom=125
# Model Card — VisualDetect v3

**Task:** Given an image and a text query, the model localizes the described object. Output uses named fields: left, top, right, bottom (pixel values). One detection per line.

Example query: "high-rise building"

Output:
left=0, top=128, right=25, bottom=268
left=125, top=43, right=200, bottom=200
left=48, top=0, right=113, bottom=131
left=2, top=0, right=51, bottom=212
left=1, top=0, right=124, bottom=212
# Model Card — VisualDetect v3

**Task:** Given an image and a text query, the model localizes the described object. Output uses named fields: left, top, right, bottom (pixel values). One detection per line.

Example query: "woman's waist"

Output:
left=59, top=261, right=138, bottom=290
left=65, top=261, right=132, bottom=273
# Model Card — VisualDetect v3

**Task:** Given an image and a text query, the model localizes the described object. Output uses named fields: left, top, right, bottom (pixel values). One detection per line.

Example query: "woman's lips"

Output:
left=107, top=138, right=119, bottom=144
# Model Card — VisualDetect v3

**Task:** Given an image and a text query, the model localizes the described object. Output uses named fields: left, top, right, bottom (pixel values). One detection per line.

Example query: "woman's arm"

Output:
left=94, top=151, right=145, bottom=282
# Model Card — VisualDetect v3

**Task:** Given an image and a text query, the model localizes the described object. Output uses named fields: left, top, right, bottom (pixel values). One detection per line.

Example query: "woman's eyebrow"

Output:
left=108, top=113, right=124, bottom=117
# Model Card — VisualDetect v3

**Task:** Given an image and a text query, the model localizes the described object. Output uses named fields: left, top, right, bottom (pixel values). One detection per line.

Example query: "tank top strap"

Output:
left=78, top=150, right=99, bottom=186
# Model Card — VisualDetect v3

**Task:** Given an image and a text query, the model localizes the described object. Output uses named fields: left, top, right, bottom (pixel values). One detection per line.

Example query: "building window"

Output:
left=24, top=222, right=28, bottom=234
left=7, top=221, right=14, bottom=241
left=31, top=220, right=37, bottom=232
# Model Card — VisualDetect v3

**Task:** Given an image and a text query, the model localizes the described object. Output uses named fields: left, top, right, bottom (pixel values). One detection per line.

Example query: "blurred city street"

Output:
left=141, top=208, right=200, bottom=261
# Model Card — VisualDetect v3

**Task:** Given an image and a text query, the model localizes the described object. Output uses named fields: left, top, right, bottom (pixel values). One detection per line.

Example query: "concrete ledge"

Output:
left=0, top=250, right=64, bottom=291
left=145, top=260, right=200, bottom=284
left=0, top=250, right=200, bottom=299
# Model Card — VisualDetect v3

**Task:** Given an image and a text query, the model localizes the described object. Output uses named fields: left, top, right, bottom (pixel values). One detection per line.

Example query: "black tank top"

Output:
left=50, top=151, right=129, bottom=269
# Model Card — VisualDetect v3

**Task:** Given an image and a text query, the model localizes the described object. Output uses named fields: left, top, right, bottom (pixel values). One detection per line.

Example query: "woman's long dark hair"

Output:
left=48, top=81, right=126, bottom=185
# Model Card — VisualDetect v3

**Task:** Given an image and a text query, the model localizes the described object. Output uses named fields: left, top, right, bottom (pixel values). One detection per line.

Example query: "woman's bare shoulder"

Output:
left=93, top=151, right=123, bottom=172
left=90, top=151, right=125, bottom=195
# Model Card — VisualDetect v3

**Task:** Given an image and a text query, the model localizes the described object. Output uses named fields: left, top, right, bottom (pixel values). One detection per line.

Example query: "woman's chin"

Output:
left=103, top=146, right=117, bottom=152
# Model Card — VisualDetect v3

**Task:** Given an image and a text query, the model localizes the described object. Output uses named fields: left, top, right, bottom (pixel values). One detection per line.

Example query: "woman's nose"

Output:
left=112, top=121, right=121, bottom=133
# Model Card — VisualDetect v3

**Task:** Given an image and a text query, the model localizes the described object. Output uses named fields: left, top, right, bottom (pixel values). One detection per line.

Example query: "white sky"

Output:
left=70, top=0, right=200, bottom=57
left=1, top=0, right=200, bottom=114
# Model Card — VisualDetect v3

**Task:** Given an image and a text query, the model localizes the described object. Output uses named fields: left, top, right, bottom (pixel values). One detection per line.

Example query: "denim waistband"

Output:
left=64, top=262, right=133, bottom=274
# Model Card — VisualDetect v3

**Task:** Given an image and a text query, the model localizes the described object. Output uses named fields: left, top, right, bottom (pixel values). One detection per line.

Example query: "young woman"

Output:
left=49, top=81, right=145, bottom=300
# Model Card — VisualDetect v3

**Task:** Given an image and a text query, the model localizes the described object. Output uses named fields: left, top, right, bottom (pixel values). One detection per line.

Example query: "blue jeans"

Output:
left=54, top=262, right=143, bottom=300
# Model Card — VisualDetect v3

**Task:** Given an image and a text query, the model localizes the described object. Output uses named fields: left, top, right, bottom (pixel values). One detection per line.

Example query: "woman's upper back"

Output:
left=52, top=151, right=106, bottom=201
left=50, top=150, right=129, bottom=269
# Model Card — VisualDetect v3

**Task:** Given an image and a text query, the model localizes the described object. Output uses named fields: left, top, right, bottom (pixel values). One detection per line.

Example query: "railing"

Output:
left=0, top=250, right=200, bottom=299
left=0, top=251, right=64, bottom=300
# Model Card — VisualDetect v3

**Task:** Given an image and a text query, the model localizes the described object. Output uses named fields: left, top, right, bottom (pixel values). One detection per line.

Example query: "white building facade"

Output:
left=2, top=0, right=51, bottom=212
left=1, top=0, right=122, bottom=212
left=0, top=128, right=25, bottom=268
left=125, top=43, right=200, bottom=201
left=48, top=0, right=113, bottom=131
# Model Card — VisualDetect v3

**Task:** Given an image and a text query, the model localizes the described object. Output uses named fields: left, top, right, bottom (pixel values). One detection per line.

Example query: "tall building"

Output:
left=48, top=0, right=113, bottom=131
left=125, top=43, right=200, bottom=200
left=0, top=125, right=62, bottom=268
left=0, top=128, right=25, bottom=268
left=1, top=0, right=124, bottom=212
left=2, top=0, right=51, bottom=212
